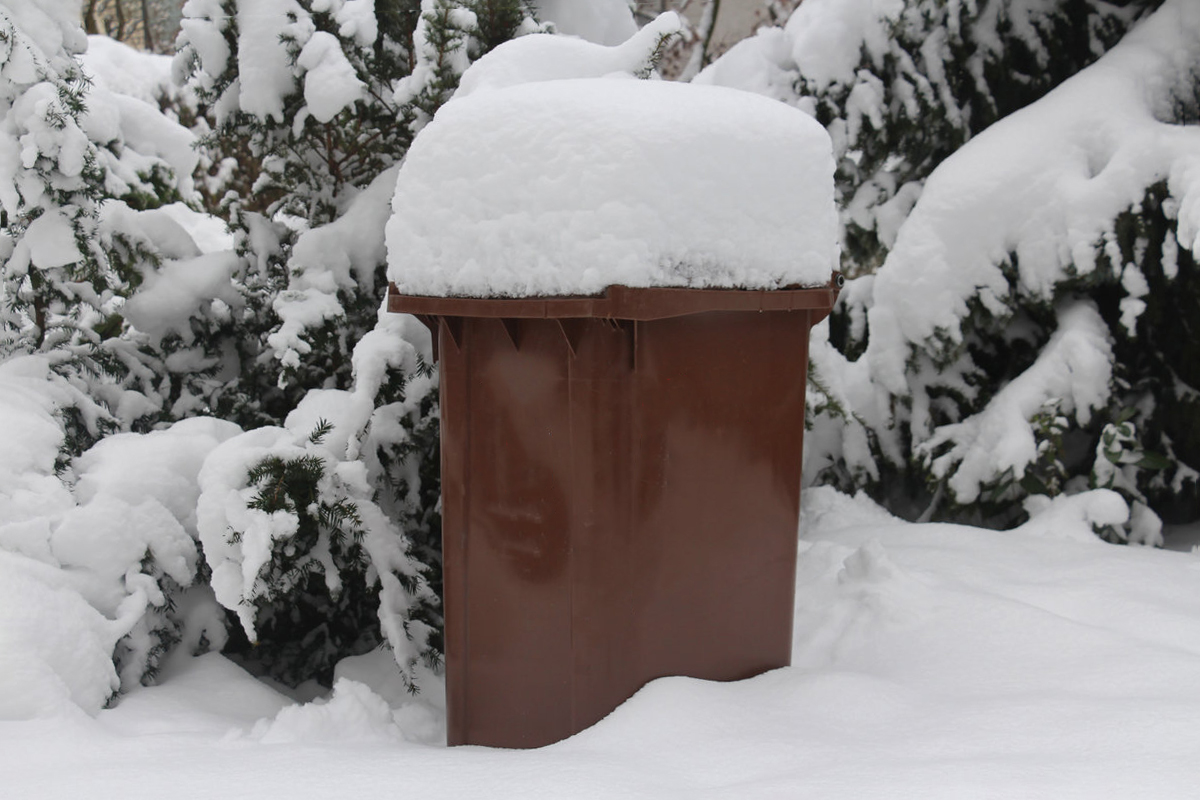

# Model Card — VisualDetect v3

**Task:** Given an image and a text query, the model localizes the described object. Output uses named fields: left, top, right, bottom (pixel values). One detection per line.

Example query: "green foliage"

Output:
left=229, top=421, right=381, bottom=685
left=808, top=0, right=1199, bottom=540
left=907, top=184, right=1196, bottom=534
left=119, top=163, right=185, bottom=211
left=408, top=0, right=473, bottom=126
left=1020, top=400, right=1070, bottom=499
left=185, top=0, right=534, bottom=230
left=113, top=553, right=187, bottom=688
left=1074, top=182, right=1200, bottom=524
left=174, top=0, right=539, bottom=430
left=163, top=2, right=540, bottom=685
left=0, top=45, right=110, bottom=353
left=811, top=0, right=1161, bottom=277
left=1, top=5, right=193, bottom=446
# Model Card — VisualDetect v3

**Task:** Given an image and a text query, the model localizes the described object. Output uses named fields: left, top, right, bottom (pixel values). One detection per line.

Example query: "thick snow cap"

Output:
left=386, top=76, right=837, bottom=298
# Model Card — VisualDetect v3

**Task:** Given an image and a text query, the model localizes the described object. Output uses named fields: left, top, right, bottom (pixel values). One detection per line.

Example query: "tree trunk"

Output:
left=141, top=0, right=155, bottom=51
left=114, top=0, right=127, bottom=41
left=84, top=0, right=101, bottom=34
left=678, top=0, right=719, bottom=81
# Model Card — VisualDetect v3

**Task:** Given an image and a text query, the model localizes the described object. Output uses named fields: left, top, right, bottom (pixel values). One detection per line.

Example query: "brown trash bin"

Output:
left=389, top=279, right=840, bottom=748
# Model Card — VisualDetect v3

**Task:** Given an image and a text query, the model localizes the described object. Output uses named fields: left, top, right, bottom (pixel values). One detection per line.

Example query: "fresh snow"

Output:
left=154, top=201, right=235, bottom=254
left=782, top=0, right=902, bottom=93
left=0, top=0, right=87, bottom=65
left=17, top=210, right=81, bottom=270
left=4, top=2, right=1200, bottom=797
left=78, top=35, right=202, bottom=210
left=692, top=0, right=911, bottom=113
left=296, top=30, right=365, bottom=124
left=533, top=0, right=638, bottom=46
left=79, top=35, right=175, bottom=106
left=0, top=551, right=121, bottom=719
left=6, top=487, right=1200, bottom=796
left=387, top=76, right=836, bottom=297
left=235, top=0, right=300, bottom=123
left=270, top=164, right=399, bottom=369
left=861, top=0, right=1200, bottom=399
left=175, top=0, right=232, bottom=95
left=453, top=12, right=682, bottom=97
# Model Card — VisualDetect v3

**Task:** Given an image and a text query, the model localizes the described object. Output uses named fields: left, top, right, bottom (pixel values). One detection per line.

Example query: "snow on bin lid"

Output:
left=385, top=76, right=837, bottom=298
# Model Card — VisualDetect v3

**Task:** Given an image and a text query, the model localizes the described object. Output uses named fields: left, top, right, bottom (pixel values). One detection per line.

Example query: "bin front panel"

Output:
left=571, top=310, right=809, bottom=734
left=438, top=309, right=814, bottom=748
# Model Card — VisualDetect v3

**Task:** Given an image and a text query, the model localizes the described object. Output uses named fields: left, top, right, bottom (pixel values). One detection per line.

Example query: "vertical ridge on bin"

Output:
left=444, top=317, right=464, bottom=352
left=565, top=323, right=577, bottom=735
left=499, top=318, right=521, bottom=351
left=555, top=318, right=585, bottom=357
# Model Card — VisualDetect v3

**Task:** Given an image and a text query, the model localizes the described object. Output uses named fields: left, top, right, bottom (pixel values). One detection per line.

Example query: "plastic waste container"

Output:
left=388, top=281, right=839, bottom=747
left=383, top=70, right=841, bottom=747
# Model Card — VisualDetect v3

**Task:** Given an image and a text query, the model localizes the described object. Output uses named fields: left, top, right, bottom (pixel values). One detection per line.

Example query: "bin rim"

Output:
left=387, top=276, right=842, bottom=322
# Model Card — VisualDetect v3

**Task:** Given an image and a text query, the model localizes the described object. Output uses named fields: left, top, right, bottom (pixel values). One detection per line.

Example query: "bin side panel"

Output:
left=450, top=318, right=575, bottom=748
left=570, top=310, right=811, bottom=733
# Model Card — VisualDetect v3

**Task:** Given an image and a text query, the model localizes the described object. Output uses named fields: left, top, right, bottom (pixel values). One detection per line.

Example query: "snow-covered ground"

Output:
left=5, top=486, right=1200, bottom=799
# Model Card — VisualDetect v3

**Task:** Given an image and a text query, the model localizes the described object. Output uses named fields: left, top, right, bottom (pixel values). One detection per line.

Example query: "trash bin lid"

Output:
left=386, top=77, right=837, bottom=300
left=387, top=281, right=839, bottom=321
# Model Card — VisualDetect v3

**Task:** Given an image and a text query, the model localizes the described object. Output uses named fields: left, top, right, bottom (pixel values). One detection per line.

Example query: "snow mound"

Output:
left=0, top=356, right=96, bottom=563
left=0, top=361, right=115, bottom=719
left=387, top=77, right=836, bottom=297
left=80, top=35, right=199, bottom=201
left=73, top=417, right=242, bottom=539
left=80, top=35, right=174, bottom=105
left=534, top=0, right=638, bottom=46
left=0, top=551, right=120, bottom=719
left=454, top=12, right=681, bottom=98
left=248, top=678, right=401, bottom=744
